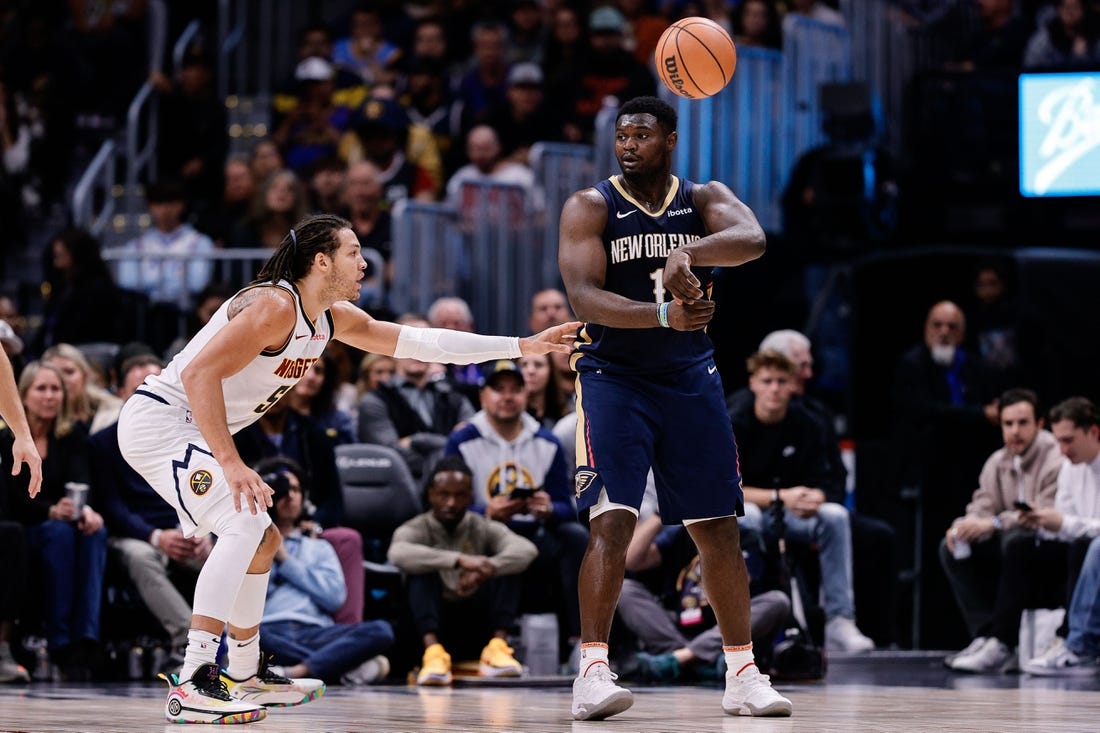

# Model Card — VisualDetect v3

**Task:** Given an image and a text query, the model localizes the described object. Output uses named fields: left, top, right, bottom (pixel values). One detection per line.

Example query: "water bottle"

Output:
left=128, top=645, right=145, bottom=680
left=150, top=646, right=167, bottom=678
left=520, top=613, right=559, bottom=677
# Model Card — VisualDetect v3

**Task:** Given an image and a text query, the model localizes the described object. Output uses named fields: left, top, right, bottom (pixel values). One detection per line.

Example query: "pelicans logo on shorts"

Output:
left=189, top=470, right=214, bottom=497
left=574, top=468, right=599, bottom=499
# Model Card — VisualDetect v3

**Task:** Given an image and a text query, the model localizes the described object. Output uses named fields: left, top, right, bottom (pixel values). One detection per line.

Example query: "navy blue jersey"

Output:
left=573, top=175, right=715, bottom=375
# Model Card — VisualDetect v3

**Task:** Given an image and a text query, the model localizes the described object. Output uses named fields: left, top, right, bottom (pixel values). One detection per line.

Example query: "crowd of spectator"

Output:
left=1, top=0, right=1099, bottom=689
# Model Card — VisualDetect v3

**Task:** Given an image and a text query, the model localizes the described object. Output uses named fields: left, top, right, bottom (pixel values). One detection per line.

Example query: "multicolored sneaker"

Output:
left=479, top=638, right=523, bottom=677
left=162, top=664, right=266, bottom=725
left=222, top=655, right=325, bottom=708
left=417, top=643, right=452, bottom=686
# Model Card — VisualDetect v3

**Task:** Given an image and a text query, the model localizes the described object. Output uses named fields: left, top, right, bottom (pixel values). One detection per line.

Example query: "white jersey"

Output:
left=140, top=280, right=333, bottom=434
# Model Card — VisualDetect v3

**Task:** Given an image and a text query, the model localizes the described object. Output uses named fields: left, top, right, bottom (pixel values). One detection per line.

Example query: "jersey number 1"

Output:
left=650, top=268, right=666, bottom=304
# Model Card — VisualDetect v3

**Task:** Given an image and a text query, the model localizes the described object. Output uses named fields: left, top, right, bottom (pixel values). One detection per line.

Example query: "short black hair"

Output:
left=1049, top=396, right=1100, bottom=430
left=427, top=455, right=473, bottom=486
left=998, top=388, right=1040, bottom=419
left=617, top=95, right=677, bottom=135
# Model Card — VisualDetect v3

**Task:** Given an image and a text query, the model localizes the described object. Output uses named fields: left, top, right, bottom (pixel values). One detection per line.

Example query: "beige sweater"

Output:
left=963, top=430, right=1063, bottom=530
left=387, top=511, right=538, bottom=595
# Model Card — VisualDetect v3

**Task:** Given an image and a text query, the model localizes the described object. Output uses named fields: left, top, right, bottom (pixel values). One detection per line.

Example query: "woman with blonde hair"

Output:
left=356, top=352, right=396, bottom=396
left=1, top=361, right=106, bottom=679
left=41, top=343, right=123, bottom=435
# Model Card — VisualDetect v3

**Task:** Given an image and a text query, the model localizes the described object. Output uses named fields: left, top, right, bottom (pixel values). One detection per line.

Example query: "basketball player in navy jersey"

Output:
left=117, top=213, right=579, bottom=724
left=559, top=96, right=792, bottom=720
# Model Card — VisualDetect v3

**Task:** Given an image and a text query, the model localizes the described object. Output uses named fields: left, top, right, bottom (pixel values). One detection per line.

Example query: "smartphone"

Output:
left=1013, top=500, right=1034, bottom=512
left=511, top=487, right=536, bottom=500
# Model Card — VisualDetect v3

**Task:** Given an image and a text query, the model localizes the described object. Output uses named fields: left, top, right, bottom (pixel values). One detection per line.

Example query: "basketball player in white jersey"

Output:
left=117, top=214, right=580, bottom=724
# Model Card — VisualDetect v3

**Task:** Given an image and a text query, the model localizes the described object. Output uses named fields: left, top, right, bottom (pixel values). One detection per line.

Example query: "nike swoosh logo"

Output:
left=294, top=334, right=309, bottom=340
left=616, top=210, right=637, bottom=219
left=708, top=365, right=718, bottom=375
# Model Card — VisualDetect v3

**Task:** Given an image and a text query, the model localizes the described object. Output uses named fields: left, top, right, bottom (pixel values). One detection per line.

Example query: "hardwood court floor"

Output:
left=2, top=653, right=1099, bottom=733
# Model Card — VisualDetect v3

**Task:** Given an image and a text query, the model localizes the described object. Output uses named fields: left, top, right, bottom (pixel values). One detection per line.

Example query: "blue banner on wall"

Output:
left=1019, top=72, right=1100, bottom=198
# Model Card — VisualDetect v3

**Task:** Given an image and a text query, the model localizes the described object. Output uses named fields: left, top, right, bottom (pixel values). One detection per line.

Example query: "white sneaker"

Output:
left=571, top=663, right=634, bottom=721
left=944, top=636, right=989, bottom=668
left=825, top=617, right=875, bottom=653
left=950, top=637, right=1012, bottom=673
left=162, top=664, right=267, bottom=724
left=0, top=655, right=30, bottom=683
left=341, top=655, right=391, bottom=686
left=722, top=664, right=793, bottom=717
left=223, top=656, right=326, bottom=707
left=1023, top=638, right=1100, bottom=677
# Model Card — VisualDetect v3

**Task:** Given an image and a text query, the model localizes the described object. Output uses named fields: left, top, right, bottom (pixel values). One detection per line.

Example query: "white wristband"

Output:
left=150, top=529, right=163, bottom=548
left=393, top=325, right=522, bottom=364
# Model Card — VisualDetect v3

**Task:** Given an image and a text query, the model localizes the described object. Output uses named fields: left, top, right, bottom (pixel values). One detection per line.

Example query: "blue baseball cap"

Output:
left=479, top=359, right=525, bottom=388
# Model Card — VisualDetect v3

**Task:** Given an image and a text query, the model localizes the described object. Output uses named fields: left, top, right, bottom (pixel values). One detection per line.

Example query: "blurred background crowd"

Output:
left=1, top=0, right=1100, bottom=687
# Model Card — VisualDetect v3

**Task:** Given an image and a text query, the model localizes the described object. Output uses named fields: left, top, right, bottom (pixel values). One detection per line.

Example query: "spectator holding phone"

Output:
left=940, top=388, right=1064, bottom=673
left=445, top=359, right=588, bottom=666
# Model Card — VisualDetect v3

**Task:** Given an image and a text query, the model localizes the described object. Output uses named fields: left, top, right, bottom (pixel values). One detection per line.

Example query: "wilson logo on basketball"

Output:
left=189, top=470, right=213, bottom=497
left=663, top=56, right=694, bottom=98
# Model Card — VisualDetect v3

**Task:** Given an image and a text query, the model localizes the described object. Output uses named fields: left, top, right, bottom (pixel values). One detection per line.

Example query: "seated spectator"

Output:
left=528, top=288, right=577, bottom=407
left=343, top=161, right=392, bottom=306
left=42, top=343, right=123, bottom=435
left=249, top=139, right=285, bottom=186
left=388, top=456, right=537, bottom=685
left=284, top=352, right=357, bottom=447
left=733, top=0, right=783, bottom=50
left=481, top=62, right=565, bottom=167
left=730, top=329, right=898, bottom=646
left=427, top=296, right=480, bottom=402
left=445, top=360, right=588, bottom=662
left=940, top=388, right=1063, bottom=672
left=272, top=57, right=345, bottom=179
left=617, top=510, right=791, bottom=683
left=93, top=355, right=208, bottom=670
left=197, top=157, right=256, bottom=248
left=1023, top=0, right=1100, bottom=68
left=1016, top=398, right=1100, bottom=676
left=456, top=21, right=511, bottom=129
left=0, top=361, right=105, bottom=679
left=233, top=401, right=365, bottom=625
left=307, top=155, right=347, bottom=215
left=342, top=97, right=439, bottom=205
left=355, top=352, right=396, bottom=397
left=259, top=457, right=394, bottom=686
left=729, top=350, right=874, bottom=652
left=332, top=4, right=402, bottom=86
left=151, top=44, right=226, bottom=213
left=445, top=124, right=536, bottom=213
left=519, top=353, right=570, bottom=431
left=402, top=55, right=462, bottom=182
left=358, top=314, right=475, bottom=480
left=115, top=180, right=215, bottom=307
left=33, top=228, right=125, bottom=353
left=230, top=169, right=310, bottom=249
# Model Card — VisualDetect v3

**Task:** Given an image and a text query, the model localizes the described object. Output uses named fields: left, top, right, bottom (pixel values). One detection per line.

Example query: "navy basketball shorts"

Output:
left=573, top=359, right=744, bottom=523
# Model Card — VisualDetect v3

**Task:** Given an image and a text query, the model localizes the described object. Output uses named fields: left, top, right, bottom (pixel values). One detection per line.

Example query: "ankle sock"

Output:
left=578, top=642, right=610, bottom=677
left=723, top=642, right=755, bottom=677
left=226, top=632, right=260, bottom=681
left=181, top=629, right=221, bottom=682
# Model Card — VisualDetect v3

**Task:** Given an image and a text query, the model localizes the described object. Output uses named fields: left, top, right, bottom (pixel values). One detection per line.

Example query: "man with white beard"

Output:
left=890, top=299, right=1004, bottom=648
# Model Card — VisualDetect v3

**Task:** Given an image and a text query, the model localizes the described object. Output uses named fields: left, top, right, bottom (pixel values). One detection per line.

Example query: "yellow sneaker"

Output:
left=479, top=638, right=523, bottom=678
left=417, top=643, right=452, bottom=686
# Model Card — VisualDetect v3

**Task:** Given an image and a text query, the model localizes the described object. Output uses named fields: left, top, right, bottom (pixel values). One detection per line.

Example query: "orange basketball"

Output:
left=655, top=17, right=737, bottom=100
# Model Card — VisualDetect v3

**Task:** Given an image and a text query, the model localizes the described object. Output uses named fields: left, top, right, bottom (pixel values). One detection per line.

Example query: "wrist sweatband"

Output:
left=657, top=301, right=671, bottom=328
left=393, top=325, right=522, bottom=364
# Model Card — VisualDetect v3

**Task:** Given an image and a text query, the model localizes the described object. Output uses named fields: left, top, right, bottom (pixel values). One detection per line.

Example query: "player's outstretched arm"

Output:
left=663, top=181, right=765, bottom=304
left=0, top=349, right=41, bottom=498
left=181, top=287, right=297, bottom=515
left=330, top=301, right=580, bottom=363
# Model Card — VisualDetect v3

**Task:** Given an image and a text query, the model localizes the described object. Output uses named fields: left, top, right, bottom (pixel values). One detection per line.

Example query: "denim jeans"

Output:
left=738, top=501, right=856, bottom=620
left=260, top=619, right=395, bottom=682
left=27, top=519, right=108, bottom=649
left=1066, top=535, right=1100, bottom=658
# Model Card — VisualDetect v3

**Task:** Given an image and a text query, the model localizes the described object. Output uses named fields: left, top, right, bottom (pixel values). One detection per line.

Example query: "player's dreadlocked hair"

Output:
left=252, top=213, right=352, bottom=285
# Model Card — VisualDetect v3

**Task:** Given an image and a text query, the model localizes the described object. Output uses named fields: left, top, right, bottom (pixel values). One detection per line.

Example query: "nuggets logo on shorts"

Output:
left=574, top=468, right=599, bottom=499
left=189, top=469, right=214, bottom=497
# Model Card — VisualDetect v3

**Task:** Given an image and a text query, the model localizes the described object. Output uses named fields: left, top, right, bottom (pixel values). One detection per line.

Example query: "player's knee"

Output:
left=254, top=525, right=281, bottom=562
left=214, top=504, right=269, bottom=547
